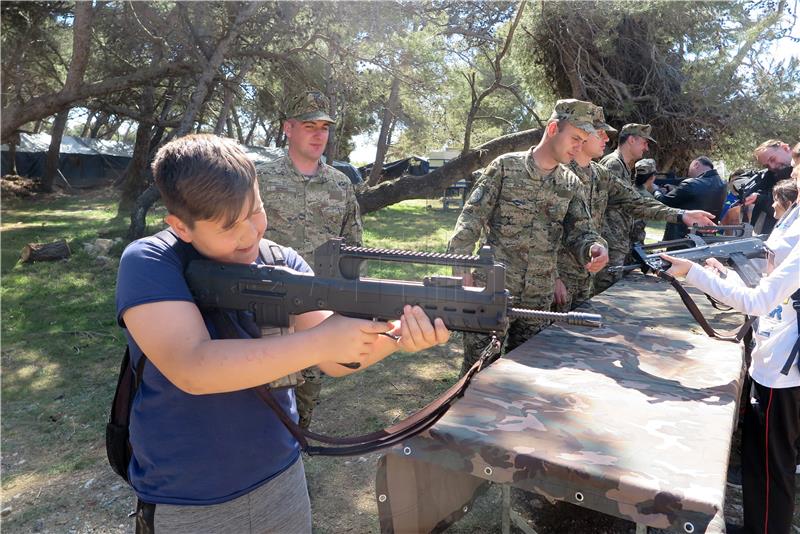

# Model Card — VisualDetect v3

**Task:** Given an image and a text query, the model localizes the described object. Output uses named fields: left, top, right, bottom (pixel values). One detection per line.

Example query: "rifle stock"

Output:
left=185, top=238, right=602, bottom=334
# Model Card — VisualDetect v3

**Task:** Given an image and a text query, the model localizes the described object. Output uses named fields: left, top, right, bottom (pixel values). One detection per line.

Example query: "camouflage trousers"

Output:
left=554, top=272, right=593, bottom=313
left=295, top=367, right=323, bottom=429
left=593, top=239, right=628, bottom=295
left=461, top=319, right=545, bottom=376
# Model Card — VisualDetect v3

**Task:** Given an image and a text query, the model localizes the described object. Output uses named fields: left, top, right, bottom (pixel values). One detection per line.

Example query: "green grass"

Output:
left=362, top=199, right=460, bottom=280
left=1, top=190, right=167, bottom=485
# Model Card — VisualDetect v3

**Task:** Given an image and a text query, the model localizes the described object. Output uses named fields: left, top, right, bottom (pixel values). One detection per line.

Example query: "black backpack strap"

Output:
left=779, top=288, right=800, bottom=375
left=258, top=239, right=285, bottom=266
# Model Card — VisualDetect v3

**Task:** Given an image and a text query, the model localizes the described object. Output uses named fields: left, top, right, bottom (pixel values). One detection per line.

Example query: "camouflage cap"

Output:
left=549, top=99, right=597, bottom=134
left=620, top=123, right=657, bottom=144
left=635, top=158, right=657, bottom=175
left=590, top=105, right=617, bottom=134
left=287, top=90, right=335, bottom=123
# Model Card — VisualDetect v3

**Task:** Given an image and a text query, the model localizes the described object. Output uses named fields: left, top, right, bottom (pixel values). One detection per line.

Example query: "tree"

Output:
left=516, top=0, right=800, bottom=170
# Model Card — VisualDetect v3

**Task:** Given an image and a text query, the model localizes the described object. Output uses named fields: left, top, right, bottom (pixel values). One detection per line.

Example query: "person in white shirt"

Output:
left=663, top=171, right=800, bottom=533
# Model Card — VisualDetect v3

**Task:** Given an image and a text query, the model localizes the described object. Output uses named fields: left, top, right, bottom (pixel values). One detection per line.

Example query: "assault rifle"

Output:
left=185, top=238, right=602, bottom=334
left=610, top=226, right=767, bottom=287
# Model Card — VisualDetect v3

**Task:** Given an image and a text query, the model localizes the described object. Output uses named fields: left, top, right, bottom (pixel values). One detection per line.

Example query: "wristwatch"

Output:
left=676, top=209, right=686, bottom=224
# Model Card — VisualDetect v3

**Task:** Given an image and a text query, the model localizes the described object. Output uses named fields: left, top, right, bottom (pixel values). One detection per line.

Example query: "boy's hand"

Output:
left=659, top=253, right=694, bottom=278
left=390, top=305, right=450, bottom=353
left=314, top=313, right=393, bottom=364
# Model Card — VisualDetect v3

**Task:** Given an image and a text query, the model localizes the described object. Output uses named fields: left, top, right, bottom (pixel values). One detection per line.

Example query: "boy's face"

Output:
left=285, top=119, right=331, bottom=165
left=168, top=184, right=268, bottom=264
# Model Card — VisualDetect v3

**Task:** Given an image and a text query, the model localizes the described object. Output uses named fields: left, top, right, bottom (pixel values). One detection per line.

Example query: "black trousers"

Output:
left=742, top=381, right=800, bottom=534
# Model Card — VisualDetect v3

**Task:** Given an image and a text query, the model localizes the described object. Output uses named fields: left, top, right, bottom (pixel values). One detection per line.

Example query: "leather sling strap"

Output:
left=779, top=289, right=800, bottom=375
left=654, top=269, right=754, bottom=343
left=252, top=339, right=502, bottom=456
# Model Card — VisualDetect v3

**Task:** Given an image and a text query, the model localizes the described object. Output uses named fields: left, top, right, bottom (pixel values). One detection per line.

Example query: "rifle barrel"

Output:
left=508, top=308, right=602, bottom=328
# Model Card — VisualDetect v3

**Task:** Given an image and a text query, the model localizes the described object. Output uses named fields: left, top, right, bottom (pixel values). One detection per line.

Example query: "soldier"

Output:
left=447, top=99, right=609, bottom=375
left=594, top=123, right=656, bottom=294
left=256, top=90, right=363, bottom=428
left=554, top=108, right=714, bottom=312
left=633, top=158, right=658, bottom=198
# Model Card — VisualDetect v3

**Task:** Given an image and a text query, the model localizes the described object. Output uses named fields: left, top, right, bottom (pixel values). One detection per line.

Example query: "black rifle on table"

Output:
left=183, top=239, right=602, bottom=457
left=185, top=238, right=602, bottom=335
left=610, top=225, right=767, bottom=287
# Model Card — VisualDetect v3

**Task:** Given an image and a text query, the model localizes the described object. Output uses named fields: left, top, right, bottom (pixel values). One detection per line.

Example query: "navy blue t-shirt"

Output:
left=115, top=233, right=312, bottom=505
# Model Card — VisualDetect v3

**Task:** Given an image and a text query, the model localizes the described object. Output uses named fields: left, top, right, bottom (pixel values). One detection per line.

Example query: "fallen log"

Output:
left=20, top=240, right=71, bottom=263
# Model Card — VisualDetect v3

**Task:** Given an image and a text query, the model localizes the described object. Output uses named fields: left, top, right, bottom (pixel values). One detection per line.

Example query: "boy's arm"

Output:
left=295, top=306, right=450, bottom=377
left=123, top=300, right=393, bottom=395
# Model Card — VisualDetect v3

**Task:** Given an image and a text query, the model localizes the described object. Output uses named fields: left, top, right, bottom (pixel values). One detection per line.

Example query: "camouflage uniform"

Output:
left=256, top=90, right=363, bottom=429
left=556, top=160, right=683, bottom=311
left=594, top=123, right=657, bottom=294
left=448, top=120, right=606, bottom=374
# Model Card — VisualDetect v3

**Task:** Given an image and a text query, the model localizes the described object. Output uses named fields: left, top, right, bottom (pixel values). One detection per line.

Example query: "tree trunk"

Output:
left=6, top=132, right=19, bottom=175
left=357, top=128, right=543, bottom=214
left=367, top=75, right=401, bottom=186
left=231, top=107, right=244, bottom=144
left=41, top=110, right=69, bottom=192
left=244, top=113, right=259, bottom=145
left=117, top=116, right=154, bottom=214
left=20, top=240, right=71, bottom=263
left=80, top=110, right=96, bottom=137
left=127, top=185, right=162, bottom=240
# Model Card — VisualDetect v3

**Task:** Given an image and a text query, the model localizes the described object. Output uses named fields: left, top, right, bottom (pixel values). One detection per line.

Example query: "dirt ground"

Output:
left=3, top=334, right=798, bottom=533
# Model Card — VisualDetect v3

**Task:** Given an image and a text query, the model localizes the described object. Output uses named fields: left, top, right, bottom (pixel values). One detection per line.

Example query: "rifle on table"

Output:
left=185, top=238, right=602, bottom=334
left=653, top=171, right=686, bottom=190
left=611, top=227, right=767, bottom=287
left=184, top=239, right=602, bottom=457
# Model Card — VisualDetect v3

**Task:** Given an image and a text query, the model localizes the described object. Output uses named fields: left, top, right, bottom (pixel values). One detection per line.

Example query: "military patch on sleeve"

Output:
left=469, top=185, right=485, bottom=204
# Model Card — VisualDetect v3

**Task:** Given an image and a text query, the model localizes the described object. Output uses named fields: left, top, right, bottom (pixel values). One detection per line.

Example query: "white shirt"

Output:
left=685, top=237, right=800, bottom=389
left=767, top=202, right=800, bottom=265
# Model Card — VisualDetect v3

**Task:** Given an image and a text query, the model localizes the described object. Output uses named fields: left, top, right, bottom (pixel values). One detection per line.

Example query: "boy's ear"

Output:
left=165, top=214, right=193, bottom=243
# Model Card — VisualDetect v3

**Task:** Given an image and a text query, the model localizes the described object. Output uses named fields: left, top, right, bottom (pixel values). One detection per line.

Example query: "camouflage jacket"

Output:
left=447, top=149, right=605, bottom=300
left=256, top=156, right=363, bottom=260
left=557, top=161, right=681, bottom=281
left=600, top=150, right=634, bottom=251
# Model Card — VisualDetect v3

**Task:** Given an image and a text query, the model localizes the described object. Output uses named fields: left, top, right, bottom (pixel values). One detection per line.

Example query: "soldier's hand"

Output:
left=682, top=210, right=716, bottom=229
left=461, top=272, right=475, bottom=287
left=660, top=253, right=693, bottom=278
left=584, top=244, right=608, bottom=273
left=553, top=278, right=568, bottom=305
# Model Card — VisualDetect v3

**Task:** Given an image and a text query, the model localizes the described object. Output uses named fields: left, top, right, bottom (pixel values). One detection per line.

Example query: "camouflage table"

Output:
left=376, top=274, right=746, bottom=534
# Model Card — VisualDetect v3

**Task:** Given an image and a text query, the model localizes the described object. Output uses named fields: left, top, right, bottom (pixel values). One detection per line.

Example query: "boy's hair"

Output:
left=773, top=179, right=798, bottom=208
left=753, top=138, right=784, bottom=159
left=151, top=134, right=256, bottom=229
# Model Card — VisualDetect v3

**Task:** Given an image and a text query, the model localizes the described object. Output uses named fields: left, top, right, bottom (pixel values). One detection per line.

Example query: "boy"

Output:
left=116, top=134, right=449, bottom=532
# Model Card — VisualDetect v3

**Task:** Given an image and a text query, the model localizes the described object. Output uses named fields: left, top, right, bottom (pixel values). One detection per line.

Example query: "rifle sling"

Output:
left=654, top=270, right=754, bottom=343
left=255, top=339, right=501, bottom=456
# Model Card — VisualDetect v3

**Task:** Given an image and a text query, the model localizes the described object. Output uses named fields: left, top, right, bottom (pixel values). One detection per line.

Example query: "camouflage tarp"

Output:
left=377, top=273, right=747, bottom=533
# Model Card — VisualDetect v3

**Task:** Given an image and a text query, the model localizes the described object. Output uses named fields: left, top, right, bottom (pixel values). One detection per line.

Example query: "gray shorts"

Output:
left=141, top=457, right=311, bottom=534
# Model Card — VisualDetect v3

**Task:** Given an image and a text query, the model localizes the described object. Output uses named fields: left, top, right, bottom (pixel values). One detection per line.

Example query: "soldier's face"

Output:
left=630, top=136, right=649, bottom=159
left=553, top=123, right=590, bottom=163
left=582, top=131, right=608, bottom=159
left=285, top=119, right=331, bottom=163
